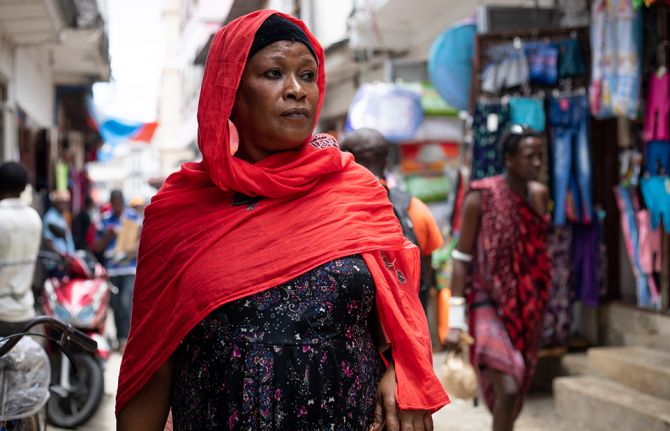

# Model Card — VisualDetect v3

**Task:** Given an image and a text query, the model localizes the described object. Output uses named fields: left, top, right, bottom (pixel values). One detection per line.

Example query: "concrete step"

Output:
left=560, top=352, right=588, bottom=376
left=588, top=346, right=670, bottom=400
left=603, top=303, right=670, bottom=345
left=623, top=332, right=670, bottom=352
left=554, top=376, right=670, bottom=431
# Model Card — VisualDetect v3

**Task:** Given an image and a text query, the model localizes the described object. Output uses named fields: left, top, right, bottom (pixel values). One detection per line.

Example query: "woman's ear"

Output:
left=503, top=153, right=513, bottom=170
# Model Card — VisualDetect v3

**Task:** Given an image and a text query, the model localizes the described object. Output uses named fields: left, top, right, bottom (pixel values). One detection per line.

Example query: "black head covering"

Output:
left=248, top=14, right=317, bottom=61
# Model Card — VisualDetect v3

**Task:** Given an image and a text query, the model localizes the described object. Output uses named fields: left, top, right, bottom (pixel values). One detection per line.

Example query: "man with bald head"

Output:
left=340, top=128, right=444, bottom=313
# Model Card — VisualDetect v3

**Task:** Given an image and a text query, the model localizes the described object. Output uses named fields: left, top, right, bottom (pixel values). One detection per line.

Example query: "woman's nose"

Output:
left=284, top=74, right=306, bottom=100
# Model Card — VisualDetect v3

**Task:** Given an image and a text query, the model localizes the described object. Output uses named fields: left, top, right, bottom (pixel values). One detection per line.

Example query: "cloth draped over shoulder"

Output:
left=468, top=176, right=552, bottom=393
left=115, top=9, right=448, bottom=415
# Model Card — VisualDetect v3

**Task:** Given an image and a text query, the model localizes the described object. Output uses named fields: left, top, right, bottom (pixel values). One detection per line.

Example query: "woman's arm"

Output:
left=529, top=181, right=550, bottom=216
left=445, top=191, right=481, bottom=350
left=116, top=355, right=174, bottom=431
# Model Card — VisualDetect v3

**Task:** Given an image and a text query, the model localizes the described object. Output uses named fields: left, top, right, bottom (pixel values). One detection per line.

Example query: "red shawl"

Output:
left=469, top=176, right=552, bottom=373
left=116, top=10, right=448, bottom=415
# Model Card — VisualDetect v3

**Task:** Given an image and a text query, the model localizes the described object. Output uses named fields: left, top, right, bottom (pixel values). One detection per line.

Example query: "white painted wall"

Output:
left=0, top=35, right=17, bottom=161
left=15, top=47, right=53, bottom=127
left=310, top=0, right=353, bottom=49
left=266, top=0, right=294, bottom=14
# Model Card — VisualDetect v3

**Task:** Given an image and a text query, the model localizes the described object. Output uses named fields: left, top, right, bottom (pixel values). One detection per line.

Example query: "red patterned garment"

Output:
left=467, top=175, right=552, bottom=414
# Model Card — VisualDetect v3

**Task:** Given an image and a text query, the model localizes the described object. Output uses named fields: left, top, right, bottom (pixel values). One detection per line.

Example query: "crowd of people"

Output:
left=0, top=161, right=144, bottom=353
left=1, top=10, right=553, bottom=431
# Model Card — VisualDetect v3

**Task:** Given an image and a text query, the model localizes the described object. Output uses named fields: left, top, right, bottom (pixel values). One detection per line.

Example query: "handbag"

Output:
left=441, top=337, right=478, bottom=400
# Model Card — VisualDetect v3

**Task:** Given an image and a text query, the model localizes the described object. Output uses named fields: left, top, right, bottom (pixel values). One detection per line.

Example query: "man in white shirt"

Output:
left=0, top=162, right=42, bottom=336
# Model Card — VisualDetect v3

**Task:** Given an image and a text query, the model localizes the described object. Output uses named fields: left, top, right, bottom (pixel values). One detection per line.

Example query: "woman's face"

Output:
left=231, top=40, right=319, bottom=163
left=506, top=137, right=543, bottom=182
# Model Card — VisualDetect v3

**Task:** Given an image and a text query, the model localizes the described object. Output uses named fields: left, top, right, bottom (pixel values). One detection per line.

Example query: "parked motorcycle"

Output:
left=40, top=249, right=113, bottom=428
left=0, top=316, right=97, bottom=431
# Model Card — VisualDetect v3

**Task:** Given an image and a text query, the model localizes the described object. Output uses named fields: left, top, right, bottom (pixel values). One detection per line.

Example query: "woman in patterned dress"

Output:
left=116, top=10, right=448, bottom=431
left=447, top=126, right=552, bottom=431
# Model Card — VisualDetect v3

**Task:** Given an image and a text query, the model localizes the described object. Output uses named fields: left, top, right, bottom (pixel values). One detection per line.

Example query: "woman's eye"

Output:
left=301, top=71, right=316, bottom=81
left=265, top=69, right=282, bottom=79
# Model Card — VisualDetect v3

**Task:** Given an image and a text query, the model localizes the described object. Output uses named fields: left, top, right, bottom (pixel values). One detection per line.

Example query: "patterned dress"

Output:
left=467, top=176, right=552, bottom=416
left=170, top=255, right=384, bottom=430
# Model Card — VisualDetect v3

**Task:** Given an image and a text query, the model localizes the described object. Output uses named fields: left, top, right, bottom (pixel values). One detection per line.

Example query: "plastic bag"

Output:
left=441, top=346, right=478, bottom=400
left=0, top=337, right=51, bottom=421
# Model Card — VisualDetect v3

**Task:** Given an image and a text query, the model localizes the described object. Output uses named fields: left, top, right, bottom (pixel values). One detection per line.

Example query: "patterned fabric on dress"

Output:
left=466, top=176, right=552, bottom=415
left=542, top=226, right=573, bottom=347
left=171, top=255, right=384, bottom=431
left=471, top=102, right=511, bottom=180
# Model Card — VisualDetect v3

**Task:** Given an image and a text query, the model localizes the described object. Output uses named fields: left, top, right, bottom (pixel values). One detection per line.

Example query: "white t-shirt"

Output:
left=0, top=198, right=42, bottom=322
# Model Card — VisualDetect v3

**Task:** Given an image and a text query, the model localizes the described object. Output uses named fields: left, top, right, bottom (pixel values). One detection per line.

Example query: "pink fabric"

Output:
left=637, top=210, right=662, bottom=273
left=643, top=72, right=669, bottom=142
left=472, top=302, right=526, bottom=416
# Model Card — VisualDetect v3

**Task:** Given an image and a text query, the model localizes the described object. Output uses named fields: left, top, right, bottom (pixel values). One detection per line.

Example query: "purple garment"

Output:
left=543, top=226, right=573, bottom=347
left=571, top=221, right=601, bottom=307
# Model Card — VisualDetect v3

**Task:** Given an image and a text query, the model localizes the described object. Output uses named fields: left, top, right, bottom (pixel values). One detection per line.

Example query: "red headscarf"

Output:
left=116, top=9, right=448, bottom=414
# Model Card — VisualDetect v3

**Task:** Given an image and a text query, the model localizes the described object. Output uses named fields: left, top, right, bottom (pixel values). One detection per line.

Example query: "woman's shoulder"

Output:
left=528, top=181, right=549, bottom=199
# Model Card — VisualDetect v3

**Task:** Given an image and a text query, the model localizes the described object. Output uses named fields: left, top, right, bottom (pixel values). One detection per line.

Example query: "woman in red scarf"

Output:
left=116, top=10, right=448, bottom=431
left=447, top=126, right=552, bottom=431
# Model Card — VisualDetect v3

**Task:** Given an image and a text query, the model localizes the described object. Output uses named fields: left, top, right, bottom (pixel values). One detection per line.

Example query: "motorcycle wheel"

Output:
left=46, top=353, right=104, bottom=429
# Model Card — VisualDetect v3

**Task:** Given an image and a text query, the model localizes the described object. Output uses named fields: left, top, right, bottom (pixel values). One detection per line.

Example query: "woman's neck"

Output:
left=503, top=172, right=528, bottom=199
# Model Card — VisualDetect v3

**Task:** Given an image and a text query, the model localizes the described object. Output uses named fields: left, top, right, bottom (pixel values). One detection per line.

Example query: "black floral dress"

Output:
left=171, top=255, right=385, bottom=430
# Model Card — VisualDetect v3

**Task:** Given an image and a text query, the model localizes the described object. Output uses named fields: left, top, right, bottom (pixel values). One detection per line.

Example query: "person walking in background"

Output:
left=0, top=162, right=42, bottom=336
left=43, top=190, right=75, bottom=255
left=72, top=195, right=96, bottom=252
left=116, top=11, right=448, bottom=431
left=340, top=128, right=445, bottom=314
left=128, top=196, right=147, bottom=222
left=94, top=190, right=140, bottom=351
left=447, top=125, right=552, bottom=431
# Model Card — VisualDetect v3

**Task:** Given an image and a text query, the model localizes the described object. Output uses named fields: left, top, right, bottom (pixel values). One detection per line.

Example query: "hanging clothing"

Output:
left=572, top=220, right=602, bottom=307
left=549, top=93, right=593, bottom=225
left=509, top=97, right=546, bottom=132
left=466, top=176, right=552, bottom=415
left=590, top=0, right=643, bottom=119
left=471, top=101, right=510, bottom=180
left=640, top=176, right=670, bottom=231
left=643, top=72, right=669, bottom=142
left=543, top=226, right=573, bottom=347
left=481, top=45, right=529, bottom=93
left=525, top=42, right=559, bottom=85
left=645, top=141, right=670, bottom=175
left=116, top=9, right=448, bottom=416
left=614, top=186, right=661, bottom=309
left=637, top=210, right=662, bottom=274
left=558, top=38, right=587, bottom=78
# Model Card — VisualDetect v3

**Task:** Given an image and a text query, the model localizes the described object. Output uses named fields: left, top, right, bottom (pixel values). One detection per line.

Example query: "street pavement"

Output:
left=50, top=352, right=577, bottom=431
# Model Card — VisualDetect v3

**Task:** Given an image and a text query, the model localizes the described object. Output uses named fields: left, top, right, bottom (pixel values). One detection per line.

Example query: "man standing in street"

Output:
left=95, top=190, right=140, bottom=351
left=340, top=128, right=445, bottom=313
left=0, top=162, right=43, bottom=336
left=43, top=190, right=76, bottom=255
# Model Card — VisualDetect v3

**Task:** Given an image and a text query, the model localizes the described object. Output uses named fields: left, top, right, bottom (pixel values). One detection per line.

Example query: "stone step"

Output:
left=588, top=346, right=670, bottom=400
left=603, top=303, right=670, bottom=345
left=623, top=333, right=670, bottom=352
left=554, top=376, right=670, bottom=431
left=560, top=352, right=588, bottom=376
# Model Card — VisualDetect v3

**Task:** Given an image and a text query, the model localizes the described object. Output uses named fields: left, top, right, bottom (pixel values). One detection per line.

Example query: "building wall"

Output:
left=0, top=37, right=55, bottom=161
left=310, top=0, right=353, bottom=49
left=0, top=35, right=16, bottom=161
left=15, top=47, right=54, bottom=128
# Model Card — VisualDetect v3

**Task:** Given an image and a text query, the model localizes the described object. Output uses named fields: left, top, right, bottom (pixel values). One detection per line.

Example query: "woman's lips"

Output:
left=281, top=108, right=309, bottom=118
